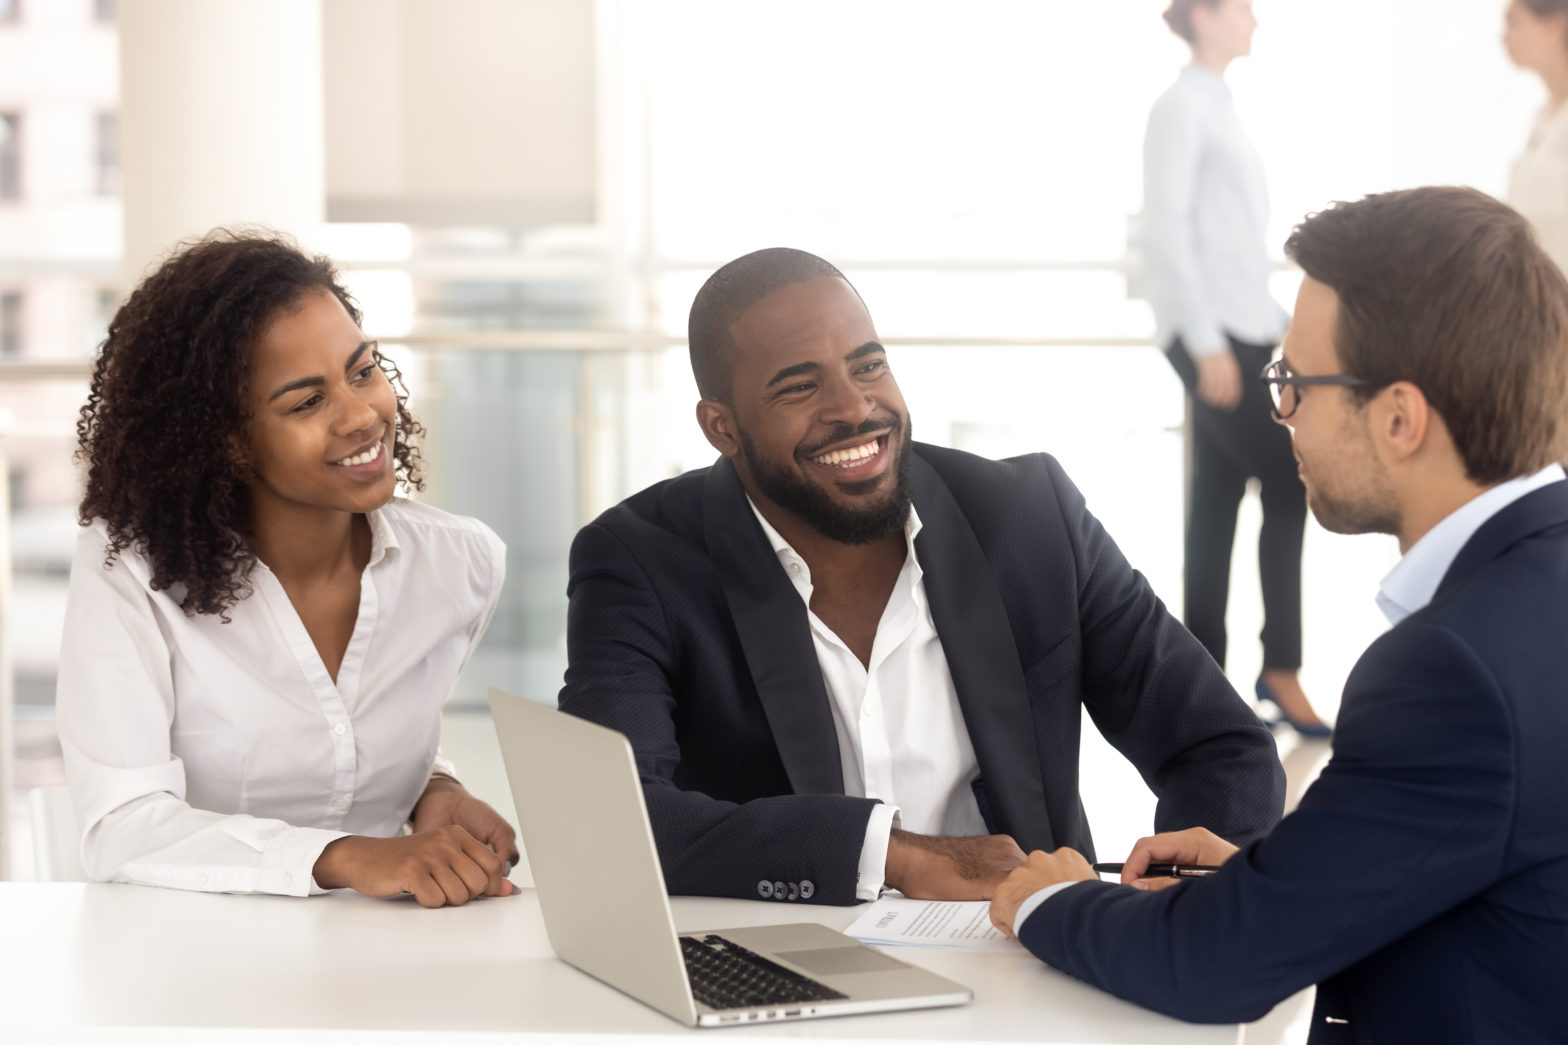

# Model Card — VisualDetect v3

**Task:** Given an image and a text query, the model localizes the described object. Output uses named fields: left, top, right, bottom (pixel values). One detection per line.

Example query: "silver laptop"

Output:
left=488, top=687, right=973, bottom=1028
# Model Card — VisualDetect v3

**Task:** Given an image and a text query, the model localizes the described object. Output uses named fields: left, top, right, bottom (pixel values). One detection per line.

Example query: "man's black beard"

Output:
left=739, top=418, right=913, bottom=545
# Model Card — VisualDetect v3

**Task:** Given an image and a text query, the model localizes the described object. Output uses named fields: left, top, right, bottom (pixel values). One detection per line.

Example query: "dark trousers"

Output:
left=1165, top=335, right=1305, bottom=670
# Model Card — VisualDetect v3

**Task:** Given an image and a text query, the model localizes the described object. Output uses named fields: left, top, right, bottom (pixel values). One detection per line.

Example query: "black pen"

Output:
left=1092, top=862, right=1222, bottom=879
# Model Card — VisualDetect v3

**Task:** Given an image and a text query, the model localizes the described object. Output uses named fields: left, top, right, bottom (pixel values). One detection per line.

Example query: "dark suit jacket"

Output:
left=1018, top=480, right=1568, bottom=1043
left=560, top=443, right=1284, bottom=905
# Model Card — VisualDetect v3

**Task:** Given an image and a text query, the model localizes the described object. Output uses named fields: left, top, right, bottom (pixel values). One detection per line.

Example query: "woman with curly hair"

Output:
left=57, top=230, right=517, bottom=907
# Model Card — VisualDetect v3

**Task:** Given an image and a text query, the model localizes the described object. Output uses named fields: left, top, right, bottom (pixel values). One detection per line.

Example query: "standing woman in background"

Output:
left=1142, top=0, right=1329, bottom=735
left=1505, top=0, right=1568, bottom=273
left=59, top=231, right=518, bottom=906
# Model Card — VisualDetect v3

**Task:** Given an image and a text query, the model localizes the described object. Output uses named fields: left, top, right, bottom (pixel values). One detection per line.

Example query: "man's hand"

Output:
left=1195, top=349, right=1243, bottom=410
left=313, top=825, right=515, bottom=907
left=410, top=776, right=521, bottom=867
left=884, top=830, right=1026, bottom=900
left=1120, top=826, right=1239, bottom=891
left=988, top=848, right=1096, bottom=938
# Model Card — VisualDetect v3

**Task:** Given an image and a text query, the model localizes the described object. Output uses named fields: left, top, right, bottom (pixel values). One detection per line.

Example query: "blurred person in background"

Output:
left=58, top=231, right=516, bottom=907
left=1505, top=0, right=1568, bottom=273
left=1142, top=0, right=1329, bottom=736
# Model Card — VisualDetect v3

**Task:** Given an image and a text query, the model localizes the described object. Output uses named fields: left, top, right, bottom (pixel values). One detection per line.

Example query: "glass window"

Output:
left=94, top=111, right=117, bottom=196
left=0, top=291, right=20, bottom=356
left=0, top=114, right=19, bottom=200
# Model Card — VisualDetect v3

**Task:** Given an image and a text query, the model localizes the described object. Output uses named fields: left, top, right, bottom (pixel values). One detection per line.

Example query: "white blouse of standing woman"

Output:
left=1144, top=0, right=1275, bottom=412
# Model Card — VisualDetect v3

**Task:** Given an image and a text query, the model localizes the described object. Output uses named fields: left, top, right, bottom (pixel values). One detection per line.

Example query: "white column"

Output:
left=117, top=0, right=326, bottom=288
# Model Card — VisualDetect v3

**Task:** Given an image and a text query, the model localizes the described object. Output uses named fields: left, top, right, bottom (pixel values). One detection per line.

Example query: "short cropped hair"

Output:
left=688, top=248, right=851, bottom=402
left=1163, top=0, right=1224, bottom=44
left=1284, top=186, right=1568, bottom=484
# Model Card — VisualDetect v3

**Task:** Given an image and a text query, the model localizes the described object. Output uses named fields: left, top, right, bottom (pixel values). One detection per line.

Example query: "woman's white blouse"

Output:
left=1509, top=102, right=1568, bottom=275
left=1142, top=64, right=1288, bottom=356
left=56, top=498, right=505, bottom=897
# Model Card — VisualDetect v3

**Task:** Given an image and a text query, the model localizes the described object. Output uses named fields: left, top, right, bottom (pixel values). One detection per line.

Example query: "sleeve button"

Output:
left=757, top=880, right=774, bottom=899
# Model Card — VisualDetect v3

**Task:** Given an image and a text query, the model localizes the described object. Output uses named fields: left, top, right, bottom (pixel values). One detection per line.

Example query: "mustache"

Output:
left=799, top=414, right=902, bottom=459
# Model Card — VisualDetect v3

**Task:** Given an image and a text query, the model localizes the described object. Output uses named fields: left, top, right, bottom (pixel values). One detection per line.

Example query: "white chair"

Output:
left=26, top=785, right=85, bottom=882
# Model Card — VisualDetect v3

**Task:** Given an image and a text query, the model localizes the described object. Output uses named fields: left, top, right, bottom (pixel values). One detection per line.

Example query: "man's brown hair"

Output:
left=1284, top=186, right=1568, bottom=484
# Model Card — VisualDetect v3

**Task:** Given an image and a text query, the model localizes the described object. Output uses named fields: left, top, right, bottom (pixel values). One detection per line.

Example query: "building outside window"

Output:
left=94, top=111, right=117, bottom=195
left=0, top=114, right=19, bottom=200
left=0, top=292, right=20, bottom=356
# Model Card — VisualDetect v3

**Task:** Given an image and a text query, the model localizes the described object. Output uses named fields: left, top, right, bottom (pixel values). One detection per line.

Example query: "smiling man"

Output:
left=989, top=188, right=1568, bottom=1043
left=558, top=247, right=1284, bottom=906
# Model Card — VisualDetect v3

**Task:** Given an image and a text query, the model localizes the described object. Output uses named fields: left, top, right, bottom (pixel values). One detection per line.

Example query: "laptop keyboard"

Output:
left=679, top=934, right=849, bottom=1011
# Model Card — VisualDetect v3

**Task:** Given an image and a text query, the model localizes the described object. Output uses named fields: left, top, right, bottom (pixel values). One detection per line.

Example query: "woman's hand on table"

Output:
left=313, top=825, right=515, bottom=907
left=409, top=776, right=521, bottom=868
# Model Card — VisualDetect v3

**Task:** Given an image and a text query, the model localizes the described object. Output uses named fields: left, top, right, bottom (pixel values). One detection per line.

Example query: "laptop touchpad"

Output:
left=778, top=946, right=909, bottom=976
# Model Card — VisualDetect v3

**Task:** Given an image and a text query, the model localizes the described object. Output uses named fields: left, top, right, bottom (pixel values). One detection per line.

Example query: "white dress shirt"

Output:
left=748, top=500, right=987, bottom=900
left=56, top=498, right=505, bottom=897
left=1142, top=64, right=1289, bottom=356
left=1011, top=466, right=1567, bottom=934
left=1510, top=102, right=1568, bottom=276
left=1377, top=467, right=1565, bottom=626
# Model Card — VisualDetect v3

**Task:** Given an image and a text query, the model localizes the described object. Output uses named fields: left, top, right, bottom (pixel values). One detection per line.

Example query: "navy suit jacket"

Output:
left=560, top=443, right=1284, bottom=905
left=1018, top=480, right=1568, bottom=1043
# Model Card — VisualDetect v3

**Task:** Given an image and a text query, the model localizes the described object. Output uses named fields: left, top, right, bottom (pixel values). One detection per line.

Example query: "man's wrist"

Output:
left=858, top=805, right=899, bottom=900
left=1013, top=882, right=1079, bottom=936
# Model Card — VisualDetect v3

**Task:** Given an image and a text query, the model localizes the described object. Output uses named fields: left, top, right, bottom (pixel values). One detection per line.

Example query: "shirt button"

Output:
left=197, top=872, right=208, bottom=885
left=862, top=704, right=874, bottom=718
left=333, top=797, right=350, bottom=811
left=789, top=562, right=802, bottom=575
left=332, top=723, right=347, bottom=736
left=283, top=872, right=293, bottom=888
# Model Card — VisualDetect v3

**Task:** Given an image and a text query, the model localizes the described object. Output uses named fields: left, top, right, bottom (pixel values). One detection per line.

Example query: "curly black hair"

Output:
left=77, top=228, right=425, bottom=617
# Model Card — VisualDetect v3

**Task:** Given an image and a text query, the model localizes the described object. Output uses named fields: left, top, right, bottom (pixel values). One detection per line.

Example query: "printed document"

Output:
left=844, top=897, right=1023, bottom=953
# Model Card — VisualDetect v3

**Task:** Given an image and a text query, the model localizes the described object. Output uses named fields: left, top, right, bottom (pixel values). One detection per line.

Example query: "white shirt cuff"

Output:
left=855, top=804, right=901, bottom=901
left=1012, top=881, right=1079, bottom=936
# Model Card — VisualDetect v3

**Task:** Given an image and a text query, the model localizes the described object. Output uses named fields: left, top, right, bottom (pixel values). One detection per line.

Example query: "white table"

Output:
left=0, top=883, right=1239, bottom=1044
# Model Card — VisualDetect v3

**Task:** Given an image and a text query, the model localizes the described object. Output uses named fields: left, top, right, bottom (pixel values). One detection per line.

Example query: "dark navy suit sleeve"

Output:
left=1043, top=456, right=1284, bottom=845
left=1016, top=621, right=1515, bottom=1024
left=559, top=521, right=877, bottom=905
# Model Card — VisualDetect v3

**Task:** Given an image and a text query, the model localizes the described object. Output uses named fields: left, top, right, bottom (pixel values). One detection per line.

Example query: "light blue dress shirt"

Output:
left=1142, top=64, right=1288, bottom=357
left=1377, top=466, right=1565, bottom=625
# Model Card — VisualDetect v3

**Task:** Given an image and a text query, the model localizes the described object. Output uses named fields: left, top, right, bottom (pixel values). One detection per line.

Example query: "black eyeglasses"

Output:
left=1259, top=358, right=1369, bottom=420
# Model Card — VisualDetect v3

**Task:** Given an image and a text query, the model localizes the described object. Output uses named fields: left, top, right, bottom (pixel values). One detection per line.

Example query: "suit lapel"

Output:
left=702, top=459, right=845, bottom=796
left=1436, top=480, right=1568, bottom=602
left=911, top=453, right=1055, bottom=851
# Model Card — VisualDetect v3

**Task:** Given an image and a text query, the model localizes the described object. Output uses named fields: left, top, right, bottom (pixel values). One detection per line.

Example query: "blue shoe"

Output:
left=1255, top=676, right=1332, bottom=739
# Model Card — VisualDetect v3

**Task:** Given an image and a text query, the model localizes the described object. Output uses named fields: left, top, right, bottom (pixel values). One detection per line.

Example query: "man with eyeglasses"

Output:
left=990, top=186, right=1568, bottom=1043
